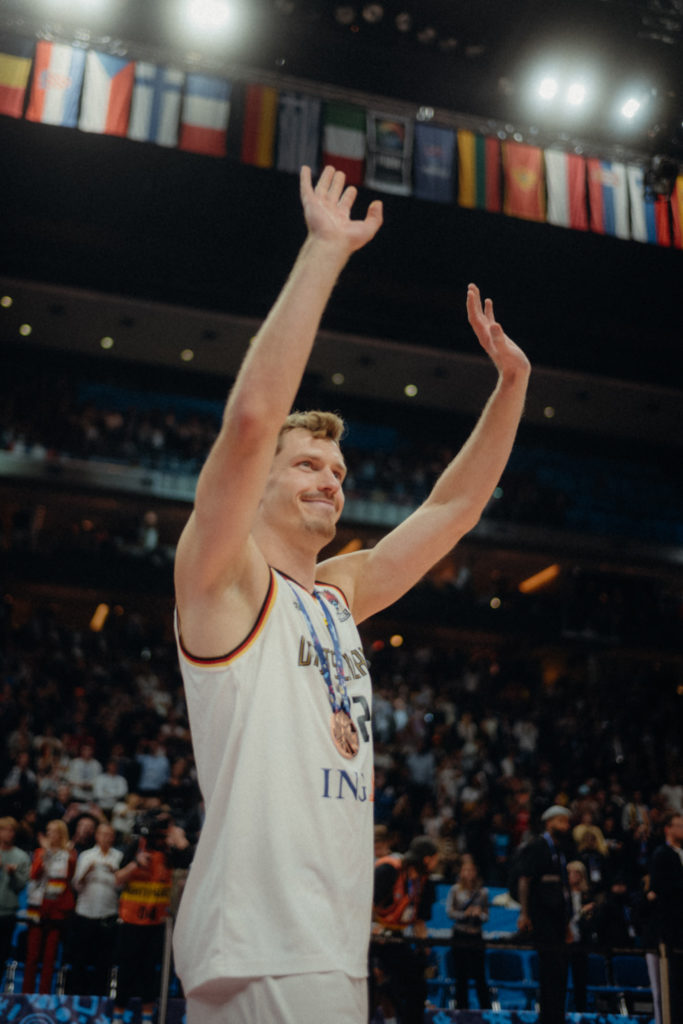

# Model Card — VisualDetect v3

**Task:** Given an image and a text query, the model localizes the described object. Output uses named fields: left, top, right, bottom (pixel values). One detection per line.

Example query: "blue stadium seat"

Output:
left=485, top=948, right=536, bottom=1010
left=612, top=954, right=653, bottom=1014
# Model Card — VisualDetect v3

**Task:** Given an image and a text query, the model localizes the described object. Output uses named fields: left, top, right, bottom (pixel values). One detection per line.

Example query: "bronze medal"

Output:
left=330, top=710, right=359, bottom=759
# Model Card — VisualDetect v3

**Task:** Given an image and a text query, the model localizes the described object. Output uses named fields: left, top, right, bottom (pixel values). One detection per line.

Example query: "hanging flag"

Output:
left=544, top=150, right=588, bottom=231
left=321, top=101, right=365, bottom=185
left=626, top=165, right=671, bottom=246
left=502, top=142, right=545, bottom=222
left=671, top=175, right=683, bottom=249
left=457, top=130, right=501, bottom=212
left=276, top=91, right=321, bottom=175
left=413, top=123, right=455, bottom=203
left=587, top=159, right=629, bottom=239
left=78, top=50, right=135, bottom=136
left=365, top=111, right=413, bottom=195
left=25, top=40, right=86, bottom=127
left=240, top=83, right=278, bottom=168
left=128, top=62, right=184, bottom=147
left=179, top=73, right=231, bottom=157
left=0, top=36, right=34, bottom=118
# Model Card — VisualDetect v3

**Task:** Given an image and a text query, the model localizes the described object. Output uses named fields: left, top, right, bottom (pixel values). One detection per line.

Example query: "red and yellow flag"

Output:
left=502, top=142, right=546, bottom=222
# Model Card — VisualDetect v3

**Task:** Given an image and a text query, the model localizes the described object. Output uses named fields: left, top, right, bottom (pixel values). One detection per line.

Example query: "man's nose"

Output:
left=319, top=467, right=341, bottom=492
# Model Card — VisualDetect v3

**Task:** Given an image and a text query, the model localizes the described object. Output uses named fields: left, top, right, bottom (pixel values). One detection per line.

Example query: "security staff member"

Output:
left=517, top=805, right=573, bottom=1024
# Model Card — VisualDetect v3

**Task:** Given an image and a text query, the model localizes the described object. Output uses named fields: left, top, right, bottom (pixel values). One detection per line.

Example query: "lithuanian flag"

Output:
left=457, top=130, right=501, bottom=212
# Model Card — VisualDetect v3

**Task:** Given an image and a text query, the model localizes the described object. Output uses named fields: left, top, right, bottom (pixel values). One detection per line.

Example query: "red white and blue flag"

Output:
left=544, top=150, right=588, bottom=231
left=128, top=62, right=185, bottom=147
left=78, top=50, right=135, bottom=136
left=626, top=165, right=671, bottom=246
left=179, top=73, right=231, bottom=157
left=587, top=159, right=629, bottom=239
left=26, top=40, right=86, bottom=127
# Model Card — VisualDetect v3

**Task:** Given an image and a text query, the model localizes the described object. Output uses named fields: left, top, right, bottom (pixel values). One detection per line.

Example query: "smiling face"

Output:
left=260, top=428, right=346, bottom=547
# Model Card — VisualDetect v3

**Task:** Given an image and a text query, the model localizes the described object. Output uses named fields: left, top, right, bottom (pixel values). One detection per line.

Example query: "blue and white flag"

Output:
left=128, top=62, right=185, bottom=147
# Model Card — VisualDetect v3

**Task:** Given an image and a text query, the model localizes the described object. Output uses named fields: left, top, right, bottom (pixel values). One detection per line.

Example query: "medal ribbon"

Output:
left=286, top=580, right=351, bottom=715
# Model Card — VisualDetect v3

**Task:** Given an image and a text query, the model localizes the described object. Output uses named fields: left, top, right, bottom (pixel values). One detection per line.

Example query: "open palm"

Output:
left=300, top=165, right=383, bottom=253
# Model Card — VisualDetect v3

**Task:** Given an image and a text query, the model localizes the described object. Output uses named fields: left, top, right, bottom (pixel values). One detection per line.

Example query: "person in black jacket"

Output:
left=648, top=812, right=683, bottom=1024
left=517, top=805, right=573, bottom=1024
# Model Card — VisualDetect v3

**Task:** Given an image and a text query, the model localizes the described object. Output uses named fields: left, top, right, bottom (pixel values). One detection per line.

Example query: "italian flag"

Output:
left=322, top=101, right=366, bottom=185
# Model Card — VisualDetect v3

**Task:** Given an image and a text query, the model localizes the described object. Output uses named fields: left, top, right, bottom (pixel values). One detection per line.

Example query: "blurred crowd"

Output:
left=1, top=368, right=681, bottom=547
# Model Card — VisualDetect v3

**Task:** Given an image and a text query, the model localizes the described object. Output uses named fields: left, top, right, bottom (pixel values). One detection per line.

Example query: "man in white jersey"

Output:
left=173, top=165, right=531, bottom=1024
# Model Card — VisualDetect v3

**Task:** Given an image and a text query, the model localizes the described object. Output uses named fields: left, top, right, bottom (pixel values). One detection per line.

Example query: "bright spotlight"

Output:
left=621, top=97, right=641, bottom=119
left=567, top=82, right=586, bottom=106
left=185, top=0, right=233, bottom=32
left=538, top=77, right=558, bottom=100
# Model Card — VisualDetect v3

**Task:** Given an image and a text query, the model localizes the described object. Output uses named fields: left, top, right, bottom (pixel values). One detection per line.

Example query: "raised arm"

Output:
left=174, top=168, right=382, bottom=653
left=319, top=284, right=530, bottom=622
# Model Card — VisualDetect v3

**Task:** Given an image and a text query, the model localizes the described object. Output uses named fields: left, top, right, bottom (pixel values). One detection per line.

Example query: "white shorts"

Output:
left=186, top=971, right=368, bottom=1024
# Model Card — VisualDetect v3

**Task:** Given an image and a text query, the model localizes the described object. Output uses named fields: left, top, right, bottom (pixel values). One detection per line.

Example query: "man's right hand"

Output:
left=300, top=165, right=383, bottom=255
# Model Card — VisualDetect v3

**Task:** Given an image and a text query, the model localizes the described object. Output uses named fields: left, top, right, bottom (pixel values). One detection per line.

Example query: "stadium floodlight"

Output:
left=621, top=97, right=641, bottom=119
left=566, top=81, right=587, bottom=106
left=538, top=77, right=558, bottom=100
left=185, top=0, right=234, bottom=33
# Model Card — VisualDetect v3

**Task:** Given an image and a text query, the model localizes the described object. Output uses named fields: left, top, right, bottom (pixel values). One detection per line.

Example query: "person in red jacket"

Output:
left=22, top=818, right=77, bottom=993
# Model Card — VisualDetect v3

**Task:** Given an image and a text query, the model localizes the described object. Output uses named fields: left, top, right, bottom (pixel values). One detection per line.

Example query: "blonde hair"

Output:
left=567, top=860, right=589, bottom=892
left=276, top=410, right=345, bottom=452
left=46, top=819, right=70, bottom=848
left=0, top=817, right=18, bottom=832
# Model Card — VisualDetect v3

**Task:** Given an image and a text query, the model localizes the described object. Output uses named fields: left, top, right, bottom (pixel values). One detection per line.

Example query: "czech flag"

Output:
left=78, top=50, right=135, bottom=136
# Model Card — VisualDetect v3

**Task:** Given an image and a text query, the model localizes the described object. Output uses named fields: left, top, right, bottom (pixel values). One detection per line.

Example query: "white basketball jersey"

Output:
left=173, top=568, right=374, bottom=994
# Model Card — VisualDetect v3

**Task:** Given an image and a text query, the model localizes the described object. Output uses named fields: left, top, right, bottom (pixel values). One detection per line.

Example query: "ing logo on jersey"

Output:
left=318, top=589, right=351, bottom=622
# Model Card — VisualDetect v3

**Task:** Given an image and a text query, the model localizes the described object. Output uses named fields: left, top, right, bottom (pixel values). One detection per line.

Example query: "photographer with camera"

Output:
left=113, top=807, right=193, bottom=1024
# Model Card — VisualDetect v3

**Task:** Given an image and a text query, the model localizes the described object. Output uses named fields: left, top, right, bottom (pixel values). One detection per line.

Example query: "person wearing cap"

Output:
left=372, top=835, right=439, bottom=1024
left=517, top=805, right=574, bottom=1024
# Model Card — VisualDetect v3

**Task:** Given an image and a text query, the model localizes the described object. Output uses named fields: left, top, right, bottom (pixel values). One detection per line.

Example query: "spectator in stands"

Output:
left=659, top=770, right=683, bottom=815
left=576, top=827, right=610, bottom=894
left=622, top=789, right=650, bottom=835
left=69, top=813, right=100, bottom=857
left=566, top=860, right=597, bottom=1012
left=446, top=853, right=491, bottom=1010
left=0, top=817, right=30, bottom=975
left=648, top=811, right=683, bottom=1024
left=69, top=822, right=122, bottom=995
left=623, top=821, right=655, bottom=890
left=593, top=873, right=637, bottom=949
left=488, top=811, right=513, bottom=885
left=67, top=743, right=102, bottom=803
left=517, top=805, right=573, bottom=1024
left=134, top=739, right=170, bottom=798
left=22, top=819, right=77, bottom=993
left=113, top=808, right=192, bottom=1024
left=0, top=751, right=38, bottom=820
left=373, top=835, right=440, bottom=1024
left=93, top=758, right=128, bottom=814
left=159, top=756, right=198, bottom=833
